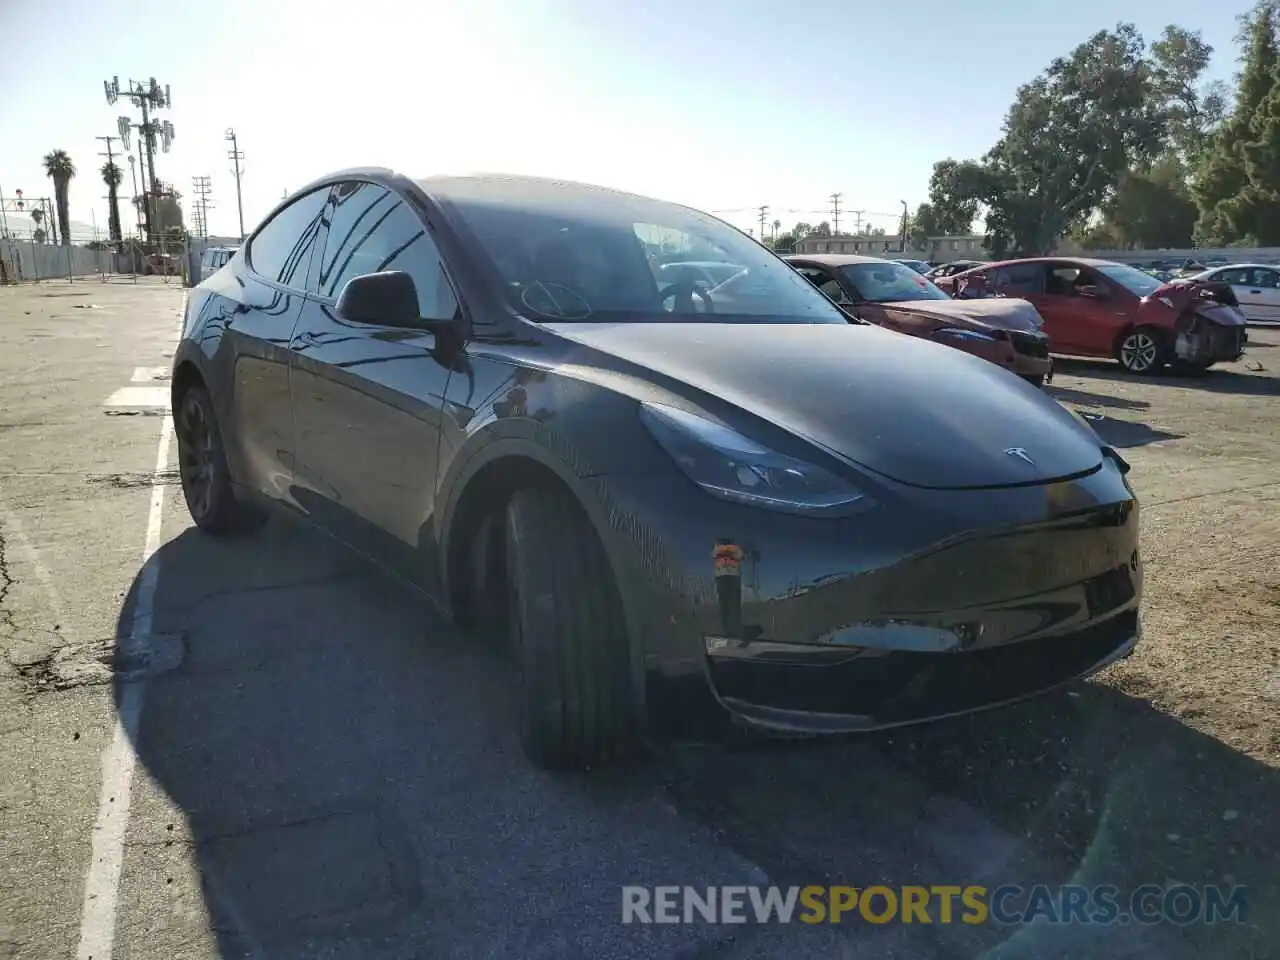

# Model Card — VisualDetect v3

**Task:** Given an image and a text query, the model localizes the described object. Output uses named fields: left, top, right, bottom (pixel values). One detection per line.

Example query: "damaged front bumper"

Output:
left=1173, top=302, right=1248, bottom=366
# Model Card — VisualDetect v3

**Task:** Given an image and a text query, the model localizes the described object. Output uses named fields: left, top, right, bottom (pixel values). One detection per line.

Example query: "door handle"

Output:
left=1249, top=289, right=1262, bottom=294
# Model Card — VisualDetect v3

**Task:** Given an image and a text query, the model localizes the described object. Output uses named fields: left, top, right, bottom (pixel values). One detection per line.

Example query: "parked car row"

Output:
left=175, top=170, right=1144, bottom=769
left=932, top=258, right=1248, bottom=374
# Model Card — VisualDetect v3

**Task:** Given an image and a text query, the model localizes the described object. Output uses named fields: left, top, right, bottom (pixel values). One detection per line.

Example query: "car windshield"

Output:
left=839, top=261, right=952, bottom=302
left=1096, top=263, right=1163, bottom=297
left=435, top=180, right=846, bottom=324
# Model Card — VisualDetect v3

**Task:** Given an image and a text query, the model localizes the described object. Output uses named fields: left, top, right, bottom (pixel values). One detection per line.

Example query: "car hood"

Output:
left=879, top=296, right=1044, bottom=332
left=1146, top=280, right=1247, bottom=326
left=545, top=321, right=1103, bottom=490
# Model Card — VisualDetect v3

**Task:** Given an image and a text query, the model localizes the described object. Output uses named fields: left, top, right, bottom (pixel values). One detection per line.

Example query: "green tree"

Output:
left=1193, top=2, right=1278, bottom=243
left=1150, top=25, right=1227, bottom=163
left=100, top=161, right=124, bottom=251
left=927, top=25, right=1166, bottom=257
left=1101, top=157, right=1199, bottom=248
left=42, top=149, right=76, bottom=246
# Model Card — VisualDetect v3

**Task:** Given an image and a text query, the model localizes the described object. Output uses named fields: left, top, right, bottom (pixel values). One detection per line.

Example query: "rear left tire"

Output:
left=175, top=383, right=262, bottom=535
left=505, top=485, right=635, bottom=769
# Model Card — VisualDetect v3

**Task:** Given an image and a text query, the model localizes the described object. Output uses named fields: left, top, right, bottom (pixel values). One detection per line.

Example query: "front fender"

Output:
left=434, top=425, right=657, bottom=729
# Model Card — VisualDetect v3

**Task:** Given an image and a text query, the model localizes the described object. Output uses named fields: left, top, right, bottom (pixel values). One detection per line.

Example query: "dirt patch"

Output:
left=1053, top=328, right=1280, bottom=770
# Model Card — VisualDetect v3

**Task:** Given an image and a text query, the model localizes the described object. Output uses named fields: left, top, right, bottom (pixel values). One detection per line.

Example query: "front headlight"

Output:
left=638, top=402, right=871, bottom=516
left=935, top=327, right=998, bottom=343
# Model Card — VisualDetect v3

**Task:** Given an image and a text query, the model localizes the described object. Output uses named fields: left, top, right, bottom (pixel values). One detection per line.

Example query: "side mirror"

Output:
left=335, top=270, right=421, bottom=327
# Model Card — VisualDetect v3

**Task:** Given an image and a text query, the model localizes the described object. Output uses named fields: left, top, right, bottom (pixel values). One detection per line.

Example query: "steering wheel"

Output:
left=659, top=277, right=715, bottom=314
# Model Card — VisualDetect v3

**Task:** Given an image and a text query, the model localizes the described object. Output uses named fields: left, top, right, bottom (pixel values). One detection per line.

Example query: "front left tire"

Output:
left=505, top=485, right=635, bottom=769
left=175, top=383, right=261, bottom=535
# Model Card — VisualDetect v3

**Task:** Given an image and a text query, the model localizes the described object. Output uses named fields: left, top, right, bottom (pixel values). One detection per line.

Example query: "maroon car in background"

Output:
left=785, top=254, right=1054, bottom=385
left=935, top=257, right=1248, bottom=375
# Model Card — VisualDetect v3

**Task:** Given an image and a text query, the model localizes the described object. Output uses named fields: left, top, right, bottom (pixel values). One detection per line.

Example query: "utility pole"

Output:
left=126, top=155, right=141, bottom=238
left=757, top=205, right=769, bottom=245
left=899, top=200, right=909, bottom=253
left=829, top=192, right=843, bottom=235
left=96, top=134, right=123, bottom=252
left=851, top=210, right=865, bottom=236
left=104, top=76, right=175, bottom=244
left=191, top=175, right=213, bottom=239
left=226, top=128, right=246, bottom=241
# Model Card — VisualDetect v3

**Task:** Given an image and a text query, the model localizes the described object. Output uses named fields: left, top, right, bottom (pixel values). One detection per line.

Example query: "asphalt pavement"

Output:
left=0, top=279, right=1270, bottom=959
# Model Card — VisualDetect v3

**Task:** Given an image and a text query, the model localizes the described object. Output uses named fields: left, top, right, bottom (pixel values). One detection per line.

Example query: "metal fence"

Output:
left=0, top=237, right=194, bottom=285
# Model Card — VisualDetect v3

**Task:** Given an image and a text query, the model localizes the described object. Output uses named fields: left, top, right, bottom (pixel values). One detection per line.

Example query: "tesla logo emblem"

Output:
left=1005, top=447, right=1035, bottom=465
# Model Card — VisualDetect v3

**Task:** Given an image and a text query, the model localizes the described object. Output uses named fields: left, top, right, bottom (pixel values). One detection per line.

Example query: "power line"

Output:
left=95, top=135, right=124, bottom=251
left=226, top=128, right=246, bottom=241
left=191, top=175, right=214, bottom=239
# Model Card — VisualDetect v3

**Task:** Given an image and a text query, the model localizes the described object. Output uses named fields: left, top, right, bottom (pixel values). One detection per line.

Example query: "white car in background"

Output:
left=1190, top=263, right=1280, bottom=324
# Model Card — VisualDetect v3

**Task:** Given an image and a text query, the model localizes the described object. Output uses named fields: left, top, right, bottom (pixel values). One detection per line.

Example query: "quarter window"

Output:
left=246, top=188, right=329, bottom=289
left=317, top=181, right=459, bottom=321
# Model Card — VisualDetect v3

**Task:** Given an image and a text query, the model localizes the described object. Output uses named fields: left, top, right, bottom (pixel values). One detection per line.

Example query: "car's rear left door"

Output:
left=288, top=179, right=461, bottom=587
left=221, top=186, right=329, bottom=507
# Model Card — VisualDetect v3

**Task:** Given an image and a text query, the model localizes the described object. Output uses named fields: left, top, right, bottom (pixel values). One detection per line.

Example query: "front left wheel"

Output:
left=505, top=485, right=635, bottom=769
left=1116, top=326, right=1168, bottom=375
left=175, top=383, right=261, bottom=535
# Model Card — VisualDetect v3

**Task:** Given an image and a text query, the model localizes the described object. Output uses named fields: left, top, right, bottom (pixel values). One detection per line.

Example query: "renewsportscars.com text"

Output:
left=621, top=884, right=1248, bottom=926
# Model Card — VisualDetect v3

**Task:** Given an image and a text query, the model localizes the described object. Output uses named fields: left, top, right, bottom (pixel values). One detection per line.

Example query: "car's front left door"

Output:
left=288, top=180, right=462, bottom=586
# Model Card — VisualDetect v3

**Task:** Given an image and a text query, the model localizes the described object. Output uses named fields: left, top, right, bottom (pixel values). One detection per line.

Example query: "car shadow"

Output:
left=1047, top=386, right=1150, bottom=412
left=115, top=523, right=1276, bottom=959
left=1053, top=358, right=1278, bottom=397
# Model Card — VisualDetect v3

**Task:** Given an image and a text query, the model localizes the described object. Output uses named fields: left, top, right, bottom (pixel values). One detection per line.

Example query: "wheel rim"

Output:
left=1121, top=332, right=1157, bottom=372
left=177, top=394, right=217, bottom=520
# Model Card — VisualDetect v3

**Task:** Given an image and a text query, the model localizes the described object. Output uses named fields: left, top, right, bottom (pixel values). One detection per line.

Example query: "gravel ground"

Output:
left=1046, top=331, right=1280, bottom=767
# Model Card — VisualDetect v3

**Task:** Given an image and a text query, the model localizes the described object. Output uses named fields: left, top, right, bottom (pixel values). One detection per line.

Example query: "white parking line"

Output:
left=77, top=305, right=183, bottom=960
left=103, top=386, right=169, bottom=411
left=130, top=366, right=170, bottom=384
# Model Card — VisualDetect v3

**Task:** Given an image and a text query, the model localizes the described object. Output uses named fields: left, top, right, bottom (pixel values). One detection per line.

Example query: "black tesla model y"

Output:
left=173, top=170, right=1143, bottom=769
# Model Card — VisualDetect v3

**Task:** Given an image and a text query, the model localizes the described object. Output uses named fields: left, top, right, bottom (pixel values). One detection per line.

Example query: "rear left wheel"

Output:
left=505, top=485, right=635, bottom=769
left=175, top=383, right=261, bottom=535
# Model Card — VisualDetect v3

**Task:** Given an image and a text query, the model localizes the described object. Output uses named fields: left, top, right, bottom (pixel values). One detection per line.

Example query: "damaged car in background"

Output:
left=785, top=254, right=1053, bottom=386
left=935, top=258, right=1248, bottom=375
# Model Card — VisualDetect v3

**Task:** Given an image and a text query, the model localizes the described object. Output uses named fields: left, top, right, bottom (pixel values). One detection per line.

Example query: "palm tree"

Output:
left=101, top=161, right=124, bottom=252
left=42, top=150, right=76, bottom=246
left=29, top=207, right=46, bottom=244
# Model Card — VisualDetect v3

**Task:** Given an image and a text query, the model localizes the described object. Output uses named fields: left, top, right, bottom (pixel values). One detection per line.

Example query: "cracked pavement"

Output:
left=0, top=279, right=1276, bottom=959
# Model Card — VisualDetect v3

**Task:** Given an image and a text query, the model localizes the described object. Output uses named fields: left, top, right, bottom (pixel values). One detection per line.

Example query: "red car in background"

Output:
left=935, top=257, right=1248, bottom=375
left=785, top=255, right=1053, bottom=385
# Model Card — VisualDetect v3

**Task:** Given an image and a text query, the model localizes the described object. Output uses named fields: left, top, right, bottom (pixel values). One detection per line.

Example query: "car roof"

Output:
left=784, top=253, right=904, bottom=266
left=415, top=172, right=692, bottom=212
left=1199, top=262, right=1276, bottom=270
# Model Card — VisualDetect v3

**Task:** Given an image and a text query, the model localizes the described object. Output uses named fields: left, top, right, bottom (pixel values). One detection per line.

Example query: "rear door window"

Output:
left=246, top=188, right=330, bottom=290
left=992, top=262, right=1047, bottom=295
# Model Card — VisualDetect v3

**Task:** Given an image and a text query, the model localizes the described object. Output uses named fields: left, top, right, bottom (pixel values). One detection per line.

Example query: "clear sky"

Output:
left=0, top=0, right=1251, bottom=241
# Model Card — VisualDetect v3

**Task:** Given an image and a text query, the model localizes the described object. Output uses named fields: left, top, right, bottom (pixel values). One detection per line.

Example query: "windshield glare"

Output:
left=840, top=262, right=952, bottom=302
left=440, top=189, right=847, bottom=324
left=1096, top=263, right=1163, bottom=297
